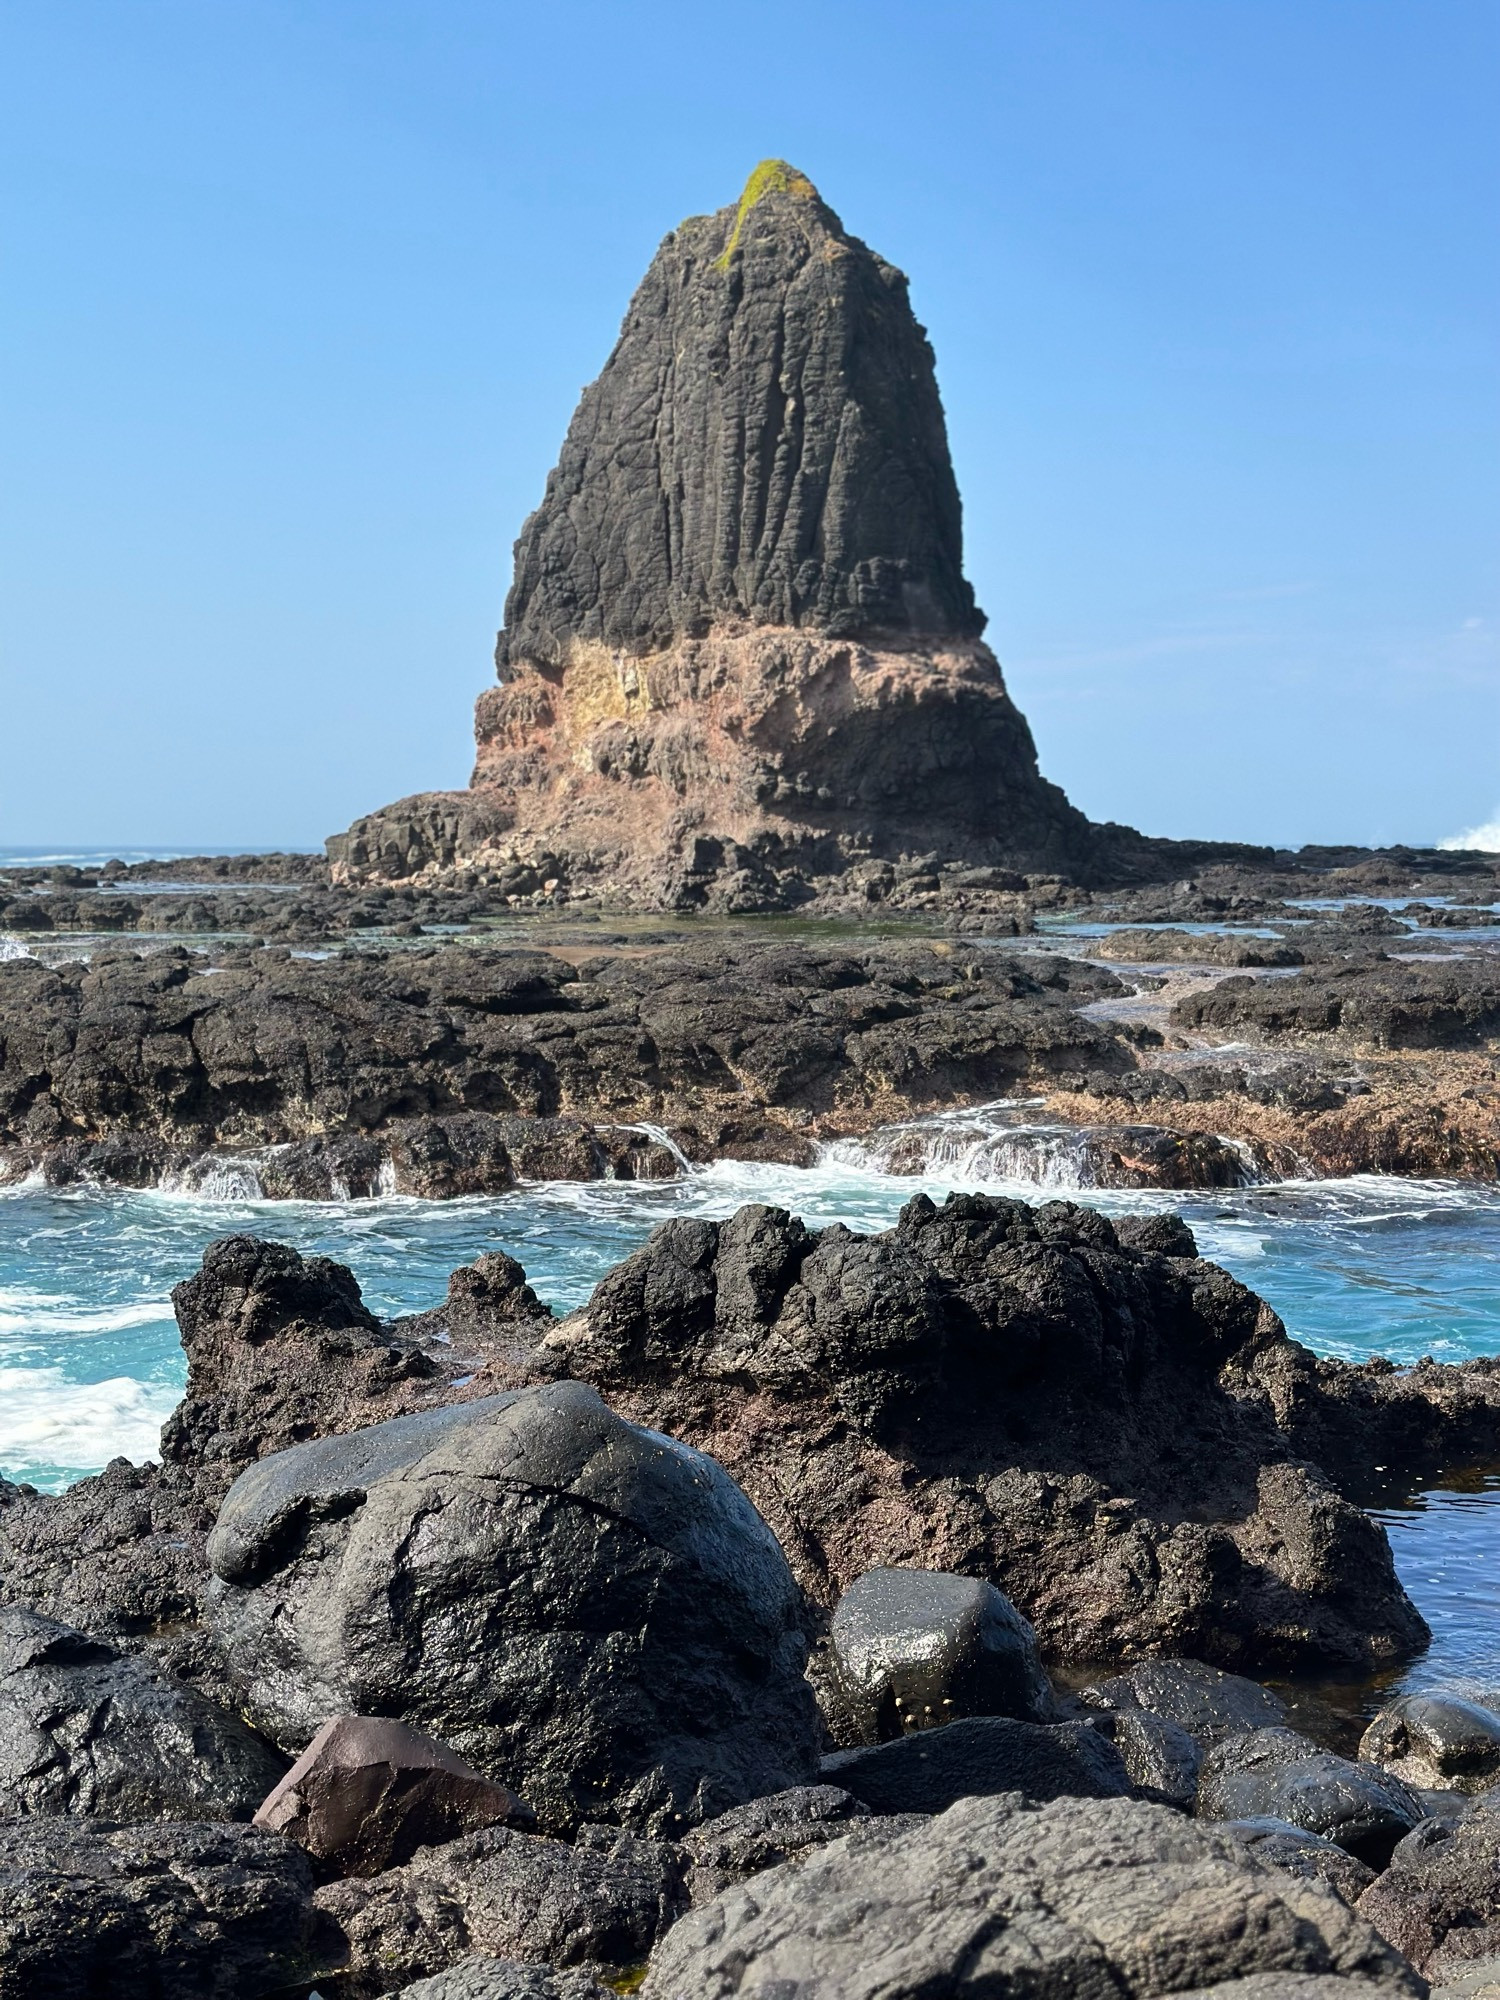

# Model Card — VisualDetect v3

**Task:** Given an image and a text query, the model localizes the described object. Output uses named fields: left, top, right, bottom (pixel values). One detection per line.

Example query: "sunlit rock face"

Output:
left=331, top=162, right=1095, bottom=899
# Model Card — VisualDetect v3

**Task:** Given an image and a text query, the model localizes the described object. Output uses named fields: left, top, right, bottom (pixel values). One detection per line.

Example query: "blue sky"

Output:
left=2, top=0, right=1496, bottom=852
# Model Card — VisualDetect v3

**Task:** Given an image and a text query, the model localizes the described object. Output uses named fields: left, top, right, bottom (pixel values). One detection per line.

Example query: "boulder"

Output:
left=1079, top=1657, right=1290, bottom=1741
left=0, top=1602, right=284, bottom=1821
left=1361, top=1693, right=1500, bottom=1793
left=1105, top=1705, right=1204, bottom=1807
left=821, top=1714, right=1130, bottom=1815
left=1198, top=1728, right=1426, bottom=1866
left=206, top=1381, right=821, bottom=1834
left=825, top=1565, right=1054, bottom=1743
left=254, top=1714, right=531, bottom=1875
left=315, top=1821, right=685, bottom=1997
left=640, top=1791, right=1423, bottom=1998
left=677, top=1785, right=875, bottom=1902
left=1358, top=1802, right=1500, bottom=1980
left=0, top=1817, right=325, bottom=2000
left=1428, top=1959, right=1500, bottom=1998
left=551, top=1194, right=1427, bottom=1675
left=394, top=1966, right=614, bottom=2000
left=1222, top=1816, right=1378, bottom=1905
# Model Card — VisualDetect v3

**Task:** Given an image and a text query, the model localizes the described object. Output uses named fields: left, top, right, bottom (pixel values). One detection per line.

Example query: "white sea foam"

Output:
left=1439, top=812, right=1500, bottom=853
left=0, top=1366, right=173, bottom=1480
left=0, top=1289, right=168, bottom=1337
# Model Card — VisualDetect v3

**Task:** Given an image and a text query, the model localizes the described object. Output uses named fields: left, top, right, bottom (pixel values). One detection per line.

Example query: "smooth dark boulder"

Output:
left=0, top=1602, right=284, bottom=1821
left=254, top=1714, right=531, bottom=1876
left=315, top=1821, right=685, bottom=1997
left=1079, top=1657, right=1290, bottom=1741
left=1223, top=1816, right=1379, bottom=1905
left=1199, top=1728, right=1426, bottom=1866
left=0, top=1817, right=325, bottom=2000
left=640, top=1791, right=1423, bottom=1999
left=206, top=1381, right=821, bottom=1834
left=1361, top=1694, right=1500, bottom=1794
left=821, top=1713, right=1130, bottom=1815
left=825, top=1565, right=1053, bottom=1743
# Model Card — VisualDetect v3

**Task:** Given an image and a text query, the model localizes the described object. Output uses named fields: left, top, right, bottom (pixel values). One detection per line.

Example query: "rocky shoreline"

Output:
left=4, top=852, right=1498, bottom=1195
left=1, top=1196, right=1499, bottom=1994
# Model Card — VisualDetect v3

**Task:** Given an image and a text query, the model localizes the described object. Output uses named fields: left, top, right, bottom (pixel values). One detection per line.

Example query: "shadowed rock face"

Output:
left=497, top=161, right=982, bottom=670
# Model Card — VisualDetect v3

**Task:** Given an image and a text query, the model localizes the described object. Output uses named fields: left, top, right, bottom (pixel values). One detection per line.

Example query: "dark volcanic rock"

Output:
left=0, top=1603, right=284, bottom=1822
left=0, top=1456, right=219, bottom=1688
left=677, top=1785, right=874, bottom=1903
left=550, top=1192, right=1427, bottom=1673
left=1079, top=1657, right=1290, bottom=1741
left=161, top=1234, right=533, bottom=1499
left=825, top=1565, right=1054, bottom=1743
left=333, top=164, right=1100, bottom=894
left=1172, top=955, right=1500, bottom=1050
left=314, top=1821, right=686, bottom=1997
left=1102, top=1706, right=1205, bottom=1807
left=205, top=1381, right=821, bottom=1834
left=641, top=1792, right=1423, bottom=1999
left=0, top=1816, right=325, bottom=2000
left=1222, top=1817, right=1379, bottom=1905
left=1198, top=1728, right=1426, bottom=1866
left=0, top=940, right=1127, bottom=1182
left=498, top=160, right=981, bottom=664
left=821, top=1714, right=1130, bottom=1814
left=1358, top=1802, right=1500, bottom=1980
left=1360, top=1694, right=1500, bottom=1794
left=394, top=1966, right=616, bottom=2000
left=254, top=1715, right=532, bottom=1877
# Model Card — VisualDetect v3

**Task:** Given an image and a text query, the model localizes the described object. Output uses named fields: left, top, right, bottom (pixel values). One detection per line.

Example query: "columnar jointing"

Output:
left=497, top=159, right=985, bottom=671
left=331, top=162, right=1097, bottom=897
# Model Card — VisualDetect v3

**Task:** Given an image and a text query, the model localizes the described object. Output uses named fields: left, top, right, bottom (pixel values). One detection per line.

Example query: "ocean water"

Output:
left=3, top=848, right=1499, bottom=1708
left=3, top=1140, right=1499, bottom=1714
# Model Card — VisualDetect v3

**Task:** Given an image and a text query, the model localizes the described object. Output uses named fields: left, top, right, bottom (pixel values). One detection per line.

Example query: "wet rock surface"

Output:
left=821, top=1714, right=1130, bottom=1814
left=824, top=1565, right=1054, bottom=1743
left=0, top=1816, right=325, bottom=2000
left=1173, top=955, right=1500, bottom=1052
left=1359, top=1802, right=1500, bottom=1980
left=1198, top=1729, right=1426, bottom=1866
left=0, top=1603, right=284, bottom=1822
left=641, top=1791, right=1424, bottom=1998
left=1222, top=1818, right=1380, bottom=1905
left=205, top=1381, right=821, bottom=1834
left=1079, top=1658, right=1291, bottom=1741
left=314, top=1820, right=686, bottom=1997
left=0, top=938, right=1128, bottom=1189
left=1360, top=1694, right=1500, bottom=1794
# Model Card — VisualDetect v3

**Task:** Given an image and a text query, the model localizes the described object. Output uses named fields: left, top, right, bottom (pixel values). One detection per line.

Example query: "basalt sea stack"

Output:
left=331, top=162, right=1096, bottom=905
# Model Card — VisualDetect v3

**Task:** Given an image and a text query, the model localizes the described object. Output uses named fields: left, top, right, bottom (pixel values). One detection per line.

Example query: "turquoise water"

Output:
left=3, top=1153, right=1497, bottom=1487
left=4, top=1149, right=1498, bottom=1709
left=4, top=847, right=1500, bottom=1703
